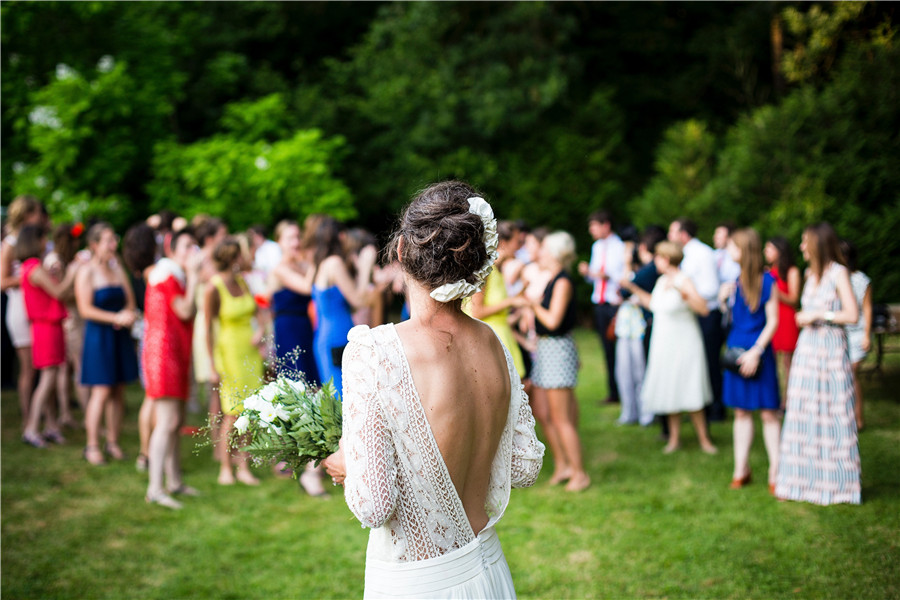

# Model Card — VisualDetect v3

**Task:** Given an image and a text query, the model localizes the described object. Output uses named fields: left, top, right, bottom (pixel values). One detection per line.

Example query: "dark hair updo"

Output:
left=388, top=180, right=489, bottom=295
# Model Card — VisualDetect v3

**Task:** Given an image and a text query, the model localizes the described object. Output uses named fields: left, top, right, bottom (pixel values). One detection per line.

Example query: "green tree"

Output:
left=628, top=120, right=718, bottom=231
left=10, top=59, right=175, bottom=227
left=697, top=38, right=900, bottom=300
left=149, top=96, right=355, bottom=230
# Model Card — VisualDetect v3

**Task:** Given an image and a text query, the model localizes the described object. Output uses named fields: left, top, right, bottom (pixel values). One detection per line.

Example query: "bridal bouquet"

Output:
left=230, top=375, right=342, bottom=473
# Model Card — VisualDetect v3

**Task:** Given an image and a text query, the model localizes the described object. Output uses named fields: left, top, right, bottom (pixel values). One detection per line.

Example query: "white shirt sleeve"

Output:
left=684, top=239, right=721, bottom=306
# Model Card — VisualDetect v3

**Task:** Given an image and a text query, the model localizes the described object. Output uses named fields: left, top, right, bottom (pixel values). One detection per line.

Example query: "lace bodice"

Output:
left=342, top=323, right=544, bottom=563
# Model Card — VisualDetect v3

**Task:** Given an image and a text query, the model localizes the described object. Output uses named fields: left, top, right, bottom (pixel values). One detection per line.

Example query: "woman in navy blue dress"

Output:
left=269, top=220, right=319, bottom=384
left=76, top=223, right=139, bottom=466
left=720, top=228, right=781, bottom=492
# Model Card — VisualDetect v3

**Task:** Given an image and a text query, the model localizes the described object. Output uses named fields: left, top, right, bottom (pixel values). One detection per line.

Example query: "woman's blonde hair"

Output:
left=7, top=195, right=41, bottom=232
left=732, top=228, right=764, bottom=311
left=654, top=241, right=683, bottom=267
left=542, top=231, right=577, bottom=270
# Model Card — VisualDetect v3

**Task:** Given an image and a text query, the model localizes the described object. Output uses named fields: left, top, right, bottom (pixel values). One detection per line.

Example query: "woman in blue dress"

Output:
left=75, top=223, right=139, bottom=466
left=269, top=220, right=319, bottom=384
left=719, top=228, right=781, bottom=493
left=304, top=215, right=377, bottom=396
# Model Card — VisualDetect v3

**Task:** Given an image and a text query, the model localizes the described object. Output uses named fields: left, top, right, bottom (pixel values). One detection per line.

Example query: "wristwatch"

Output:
left=824, top=310, right=835, bottom=323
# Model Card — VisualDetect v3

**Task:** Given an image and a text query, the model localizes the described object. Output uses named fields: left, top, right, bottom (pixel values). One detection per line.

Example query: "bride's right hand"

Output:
left=322, top=439, right=346, bottom=486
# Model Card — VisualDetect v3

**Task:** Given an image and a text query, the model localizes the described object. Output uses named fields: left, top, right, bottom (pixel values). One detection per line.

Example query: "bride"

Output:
left=323, top=181, right=544, bottom=599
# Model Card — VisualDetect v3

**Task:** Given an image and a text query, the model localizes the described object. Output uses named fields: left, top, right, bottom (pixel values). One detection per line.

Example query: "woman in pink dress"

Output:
left=142, top=228, right=201, bottom=509
left=18, top=225, right=81, bottom=447
left=764, top=236, right=800, bottom=399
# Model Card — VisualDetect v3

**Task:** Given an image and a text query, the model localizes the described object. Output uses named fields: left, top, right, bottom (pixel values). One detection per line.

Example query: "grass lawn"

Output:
left=2, top=328, right=899, bottom=599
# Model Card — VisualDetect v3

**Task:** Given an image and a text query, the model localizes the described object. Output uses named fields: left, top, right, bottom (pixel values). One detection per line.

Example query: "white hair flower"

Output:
left=430, top=196, right=499, bottom=303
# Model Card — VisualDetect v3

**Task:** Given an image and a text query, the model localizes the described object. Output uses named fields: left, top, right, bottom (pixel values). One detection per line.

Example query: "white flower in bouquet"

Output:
left=234, top=414, right=251, bottom=434
left=259, top=380, right=281, bottom=402
left=229, top=375, right=342, bottom=475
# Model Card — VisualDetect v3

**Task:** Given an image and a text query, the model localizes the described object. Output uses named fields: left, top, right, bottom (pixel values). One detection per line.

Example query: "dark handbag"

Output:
left=721, top=346, right=758, bottom=378
left=331, top=345, right=346, bottom=368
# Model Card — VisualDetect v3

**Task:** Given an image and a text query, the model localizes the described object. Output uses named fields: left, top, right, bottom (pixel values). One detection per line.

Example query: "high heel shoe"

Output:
left=83, top=445, right=107, bottom=466
left=729, top=472, right=752, bottom=489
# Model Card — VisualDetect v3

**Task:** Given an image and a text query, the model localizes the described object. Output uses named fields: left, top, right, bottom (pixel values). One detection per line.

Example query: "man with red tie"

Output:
left=578, top=210, right=625, bottom=405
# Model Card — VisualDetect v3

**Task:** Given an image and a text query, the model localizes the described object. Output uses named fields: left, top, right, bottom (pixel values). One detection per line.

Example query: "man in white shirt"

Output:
left=578, top=211, right=625, bottom=404
left=248, top=224, right=282, bottom=278
left=713, top=222, right=741, bottom=285
left=669, top=218, right=726, bottom=421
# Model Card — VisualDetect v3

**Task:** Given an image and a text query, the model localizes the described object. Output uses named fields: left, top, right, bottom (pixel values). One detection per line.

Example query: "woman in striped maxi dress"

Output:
left=775, top=223, right=861, bottom=505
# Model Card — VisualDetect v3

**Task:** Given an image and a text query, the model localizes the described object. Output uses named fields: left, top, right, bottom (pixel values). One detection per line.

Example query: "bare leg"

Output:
left=16, top=346, right=35, bottom=427
left=530, top=386, right=569, bottom=483
left=664, top=414, right=681, bottom=453
left=779, top=351, right=793, bottom=409
left=138, top=395, right=154, bottom=461
left=84, top=385, right=111, bottom=464
left=55, top=362, right=75, bottom=426
left=851, top=361, right=864, bottom=429
left=732, top=408, right=753, bottom=480
left=760, top=409, right=782, bottom=486
left=690, top=409, right=718, bottom=454
left=23, top=367, right=59, bottom=444
left=147, top=399, right=182, bottom=508
left=71, top=352, right=90, bottom=412
left=218, top=413, right=236, bottom=484
left=104, top=385, right=125, bottom=459
left=546, top=388, right=590, bottom=491
left=164, top=403, right=187, bottom=491
left=207, top=384, right=223, bottom=462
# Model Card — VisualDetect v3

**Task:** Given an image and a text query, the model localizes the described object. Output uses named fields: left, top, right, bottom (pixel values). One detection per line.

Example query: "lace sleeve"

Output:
left=342, top=334, right=399, bottom=528
left=510, top=385, right=544, bottom=488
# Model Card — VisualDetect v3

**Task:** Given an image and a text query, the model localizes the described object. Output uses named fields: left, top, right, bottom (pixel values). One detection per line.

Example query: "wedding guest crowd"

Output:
left=1, top=188, right=871, bottom=508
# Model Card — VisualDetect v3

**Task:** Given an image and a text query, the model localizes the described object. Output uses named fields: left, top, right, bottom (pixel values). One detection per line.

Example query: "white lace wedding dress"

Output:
left=341, top=324, right=545, bottom=599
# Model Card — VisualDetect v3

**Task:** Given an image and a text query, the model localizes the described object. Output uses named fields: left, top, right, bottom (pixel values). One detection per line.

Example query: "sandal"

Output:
left=104, top=442, right=126, bottom=461
left=83, top=445, right=107, bottom=466
left=23, top=432, right=48, bottom=449
left=146, top=492, right=183, bottom=510
left=135, top=454, right=149, bottom=472
left=167, top=484, right=201, bottom=497
left=43, top=430, right=67, bottom=445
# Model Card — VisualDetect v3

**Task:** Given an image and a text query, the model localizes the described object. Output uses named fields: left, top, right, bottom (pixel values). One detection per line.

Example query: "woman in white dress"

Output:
left=323, top=181, right=545, bottom=599
left=624, top=241, right=718, bottom=455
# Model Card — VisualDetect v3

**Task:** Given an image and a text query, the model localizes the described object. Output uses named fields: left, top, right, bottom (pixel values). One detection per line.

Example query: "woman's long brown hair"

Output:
left=805, top=222, right=844, bottom=281
left=732, top=228, right=763, bottom=312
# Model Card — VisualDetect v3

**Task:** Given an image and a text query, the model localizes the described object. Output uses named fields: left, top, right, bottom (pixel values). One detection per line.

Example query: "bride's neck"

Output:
left=405, top=277, right=467, bottom=330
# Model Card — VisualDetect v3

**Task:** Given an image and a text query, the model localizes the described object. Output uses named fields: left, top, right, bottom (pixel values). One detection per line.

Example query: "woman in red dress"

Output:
left=765, top=236, right=800, bottom=401
left=18, top=225, right=81, bottom=447
left=142, top=228, right=201, bottom=509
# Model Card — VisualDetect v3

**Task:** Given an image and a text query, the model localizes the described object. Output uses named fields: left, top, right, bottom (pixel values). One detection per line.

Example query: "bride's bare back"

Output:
left=395, top=316, right=511, bottom=534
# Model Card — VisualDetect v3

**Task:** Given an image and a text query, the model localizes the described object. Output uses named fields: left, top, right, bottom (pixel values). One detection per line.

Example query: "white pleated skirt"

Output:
left=364, top=527, right=516, bottom=599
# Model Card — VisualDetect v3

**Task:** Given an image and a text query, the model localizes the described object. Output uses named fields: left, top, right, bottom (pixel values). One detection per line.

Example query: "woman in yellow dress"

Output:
left=465, top=220, right=526, bottom=378
left=205, top=237, right=263, bottom=486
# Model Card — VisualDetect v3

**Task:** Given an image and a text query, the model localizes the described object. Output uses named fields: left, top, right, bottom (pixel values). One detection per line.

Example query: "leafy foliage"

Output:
left=11, top=59, right=174, bottom=226
left=630, top=120, right=718, bottom=229
left=148, top=94, right=355, bottom=230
